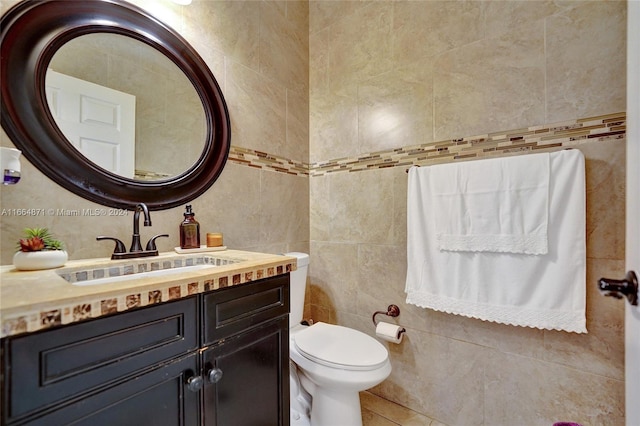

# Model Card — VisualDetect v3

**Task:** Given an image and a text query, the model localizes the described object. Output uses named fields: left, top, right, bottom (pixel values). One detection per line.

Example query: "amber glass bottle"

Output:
left=180, top=205, right=200, bottom=249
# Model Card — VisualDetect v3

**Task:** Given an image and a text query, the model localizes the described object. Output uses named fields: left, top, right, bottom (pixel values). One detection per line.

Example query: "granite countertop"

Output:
left=0, top=250, right=296, bottom=339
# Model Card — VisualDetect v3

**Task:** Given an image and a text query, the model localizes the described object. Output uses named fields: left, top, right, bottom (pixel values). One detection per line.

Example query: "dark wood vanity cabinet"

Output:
left=1, top=274, right=290, bottom=426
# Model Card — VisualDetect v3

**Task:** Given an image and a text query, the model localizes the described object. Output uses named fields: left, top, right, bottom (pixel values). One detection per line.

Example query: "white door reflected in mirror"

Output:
left=45, top=69, right=136, bottom=178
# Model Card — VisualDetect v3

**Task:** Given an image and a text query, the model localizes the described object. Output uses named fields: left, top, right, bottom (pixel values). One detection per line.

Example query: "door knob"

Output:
left=598, top=270, right=638, bottom=306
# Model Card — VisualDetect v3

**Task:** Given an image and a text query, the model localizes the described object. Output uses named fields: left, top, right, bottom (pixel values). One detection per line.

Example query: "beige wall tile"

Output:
left=194, top=163, right=263, bottom=250
left=326, top=2, right=394, bottom=97
left=309, top=28, right=330, bottom=98
left=484, top=351, right=624, bottom=425
left=309, top=241, right=359, bottom=316
left=374, top=328, right=487, bottom=425
left=356, top=244, right=407, bottom=319
left=260, top=171, right=309, bottom=246
left=541, top=258, right=626, bottom=381
left=309, top=0, right=367, bottom=36
left=392, top=1, right=483, bottom=64
left=310, top=175, right=332, bottom=241
left=284, top=1, right=309, bottom=36
left=391, top=167, right=408, bottom=246
left=328, top=169, right=395, bottom=244
left=581, top=139, right=626, bottom=260
left=308, top=302, right=336, bottom=325
left=358, top=64, right=434, bottom=153
left=433, top=22, right=546, bottom=140
left=260, top=1, right=309, bottom=95
left=182, top=1, right=261, bottom=72
left=287, top=90, right=310, bottom=163
left=310, top=92, right=359, bottom=162
left=482, top=0, right=560, bottom=40
left=226, top=61, right=287, bottom=154
left=546, top=1, right=627, bottom=122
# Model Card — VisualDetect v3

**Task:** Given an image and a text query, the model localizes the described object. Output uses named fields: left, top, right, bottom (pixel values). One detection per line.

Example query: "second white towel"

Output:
left=431, top=152, right=550, bottom=255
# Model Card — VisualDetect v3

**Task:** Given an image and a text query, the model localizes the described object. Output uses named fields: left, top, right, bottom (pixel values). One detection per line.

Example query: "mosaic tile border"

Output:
left=310, top=112, right=626, bottom=176
left=228, top=146, right=309, bottom=176
left=228, top=112, right=625, bottom=176
left=1, top=261, right=294, bottom=338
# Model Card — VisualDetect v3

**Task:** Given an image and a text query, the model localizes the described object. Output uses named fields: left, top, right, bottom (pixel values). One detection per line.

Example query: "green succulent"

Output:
left=18, top=228, right=65, bottom=252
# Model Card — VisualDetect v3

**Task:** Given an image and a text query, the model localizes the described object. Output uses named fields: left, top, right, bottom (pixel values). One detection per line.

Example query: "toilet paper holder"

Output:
left=372, top=304, right=401, bottom=326
left=372, top=304, right=406, bottom=339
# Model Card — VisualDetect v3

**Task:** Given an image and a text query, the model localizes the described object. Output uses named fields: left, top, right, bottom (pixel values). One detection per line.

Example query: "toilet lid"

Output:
left=293, top=322, right=388, bottom=371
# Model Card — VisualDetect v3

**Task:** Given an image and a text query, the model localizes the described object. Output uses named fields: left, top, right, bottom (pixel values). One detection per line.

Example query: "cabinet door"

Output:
left=15, top=353, right=200, bottom=426
left=202, top=317, right=289, bottom=426
left=3, top=296, right=198, bottom=422
left=202, top=274, right=289, bottom=345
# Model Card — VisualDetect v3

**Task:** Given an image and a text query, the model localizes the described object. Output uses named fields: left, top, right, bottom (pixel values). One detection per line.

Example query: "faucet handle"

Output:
left=97, top=236, right=127, bottom=254
left=145, top=234, right=169, bottom=251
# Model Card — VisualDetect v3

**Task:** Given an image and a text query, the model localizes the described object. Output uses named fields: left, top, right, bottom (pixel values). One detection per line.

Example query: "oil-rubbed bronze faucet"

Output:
left=97, top=203, right=168, bottom=260
left=130, top=203, right=151, bottom=252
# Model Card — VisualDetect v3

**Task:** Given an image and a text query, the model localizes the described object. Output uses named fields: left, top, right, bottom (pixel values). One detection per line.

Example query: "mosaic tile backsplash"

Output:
left=228, top=112, right=625, bottom=177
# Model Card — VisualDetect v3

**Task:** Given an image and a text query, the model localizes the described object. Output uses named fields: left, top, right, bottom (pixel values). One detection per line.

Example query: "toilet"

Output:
left=285, top=252, right=392, bottom=426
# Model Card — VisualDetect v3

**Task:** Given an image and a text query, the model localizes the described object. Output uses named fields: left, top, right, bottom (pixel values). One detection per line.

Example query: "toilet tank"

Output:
left=284, top=252, right=309, bottom=327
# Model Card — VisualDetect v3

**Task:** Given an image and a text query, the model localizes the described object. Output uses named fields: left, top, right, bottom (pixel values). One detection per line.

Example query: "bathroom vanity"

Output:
left=0, top=250, right=294, bottom=425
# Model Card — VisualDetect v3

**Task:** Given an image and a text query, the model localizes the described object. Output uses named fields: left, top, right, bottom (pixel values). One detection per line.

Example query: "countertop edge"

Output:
left=1, top=250, right=296, bottom=339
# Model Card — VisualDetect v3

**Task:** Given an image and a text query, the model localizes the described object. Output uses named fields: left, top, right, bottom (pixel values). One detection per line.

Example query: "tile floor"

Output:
left=360, top=392, right=447, bottom=426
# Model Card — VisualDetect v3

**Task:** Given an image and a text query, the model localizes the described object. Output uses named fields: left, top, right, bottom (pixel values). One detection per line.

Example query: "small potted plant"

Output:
left=13, top=227, right=68, bottom=271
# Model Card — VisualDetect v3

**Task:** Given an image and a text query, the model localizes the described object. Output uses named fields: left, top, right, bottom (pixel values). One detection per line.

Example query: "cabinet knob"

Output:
left=207, top=367, right=223, bottom=384
left=186, top=374, right=204, bottom=392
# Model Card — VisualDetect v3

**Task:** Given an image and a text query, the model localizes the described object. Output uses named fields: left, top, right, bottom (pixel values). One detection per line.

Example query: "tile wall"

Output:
left=308, top=1, right=627, bottom=425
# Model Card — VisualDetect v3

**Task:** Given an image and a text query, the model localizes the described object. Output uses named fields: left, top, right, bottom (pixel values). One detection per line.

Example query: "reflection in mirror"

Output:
left=47, top=33, right=206, bottom=181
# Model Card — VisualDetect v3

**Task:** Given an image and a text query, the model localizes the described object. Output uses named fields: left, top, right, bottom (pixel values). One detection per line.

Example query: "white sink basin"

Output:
left=56, top=254, right=244, bottom=286
left=70, top=264, right=217, bottom=286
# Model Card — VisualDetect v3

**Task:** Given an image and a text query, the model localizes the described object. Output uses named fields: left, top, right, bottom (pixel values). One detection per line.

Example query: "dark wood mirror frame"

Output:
left=0, top=0, right=231, bottom=210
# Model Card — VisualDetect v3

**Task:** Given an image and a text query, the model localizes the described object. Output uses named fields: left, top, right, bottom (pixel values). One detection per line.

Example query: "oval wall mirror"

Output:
left=0, top=0, right=231, bottom=210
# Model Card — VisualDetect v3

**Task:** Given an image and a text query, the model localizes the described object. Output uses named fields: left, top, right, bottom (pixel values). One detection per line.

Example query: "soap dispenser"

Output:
left=180, top=205, right=200, bottom=249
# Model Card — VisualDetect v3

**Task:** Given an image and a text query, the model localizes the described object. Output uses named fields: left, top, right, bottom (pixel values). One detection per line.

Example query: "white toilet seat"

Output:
left=293, top=322, right=388, bottom=371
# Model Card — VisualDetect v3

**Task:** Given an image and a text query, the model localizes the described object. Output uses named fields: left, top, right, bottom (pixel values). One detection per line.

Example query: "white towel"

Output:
left=405, top=150, right=586, bottom=333
left=431, top=152, right=550, bottom=255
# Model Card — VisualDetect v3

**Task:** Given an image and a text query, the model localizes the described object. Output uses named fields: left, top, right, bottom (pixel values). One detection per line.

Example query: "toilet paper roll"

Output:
left=375, top=321, right=404, bottom=344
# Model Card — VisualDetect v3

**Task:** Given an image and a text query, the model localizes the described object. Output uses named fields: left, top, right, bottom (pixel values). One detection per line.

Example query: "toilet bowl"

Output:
left=285, top=252, right=392, bottom=426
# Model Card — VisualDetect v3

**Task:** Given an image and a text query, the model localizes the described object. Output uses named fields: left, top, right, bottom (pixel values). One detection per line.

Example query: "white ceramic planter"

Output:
left=13, top=250, right=68, bottom=271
